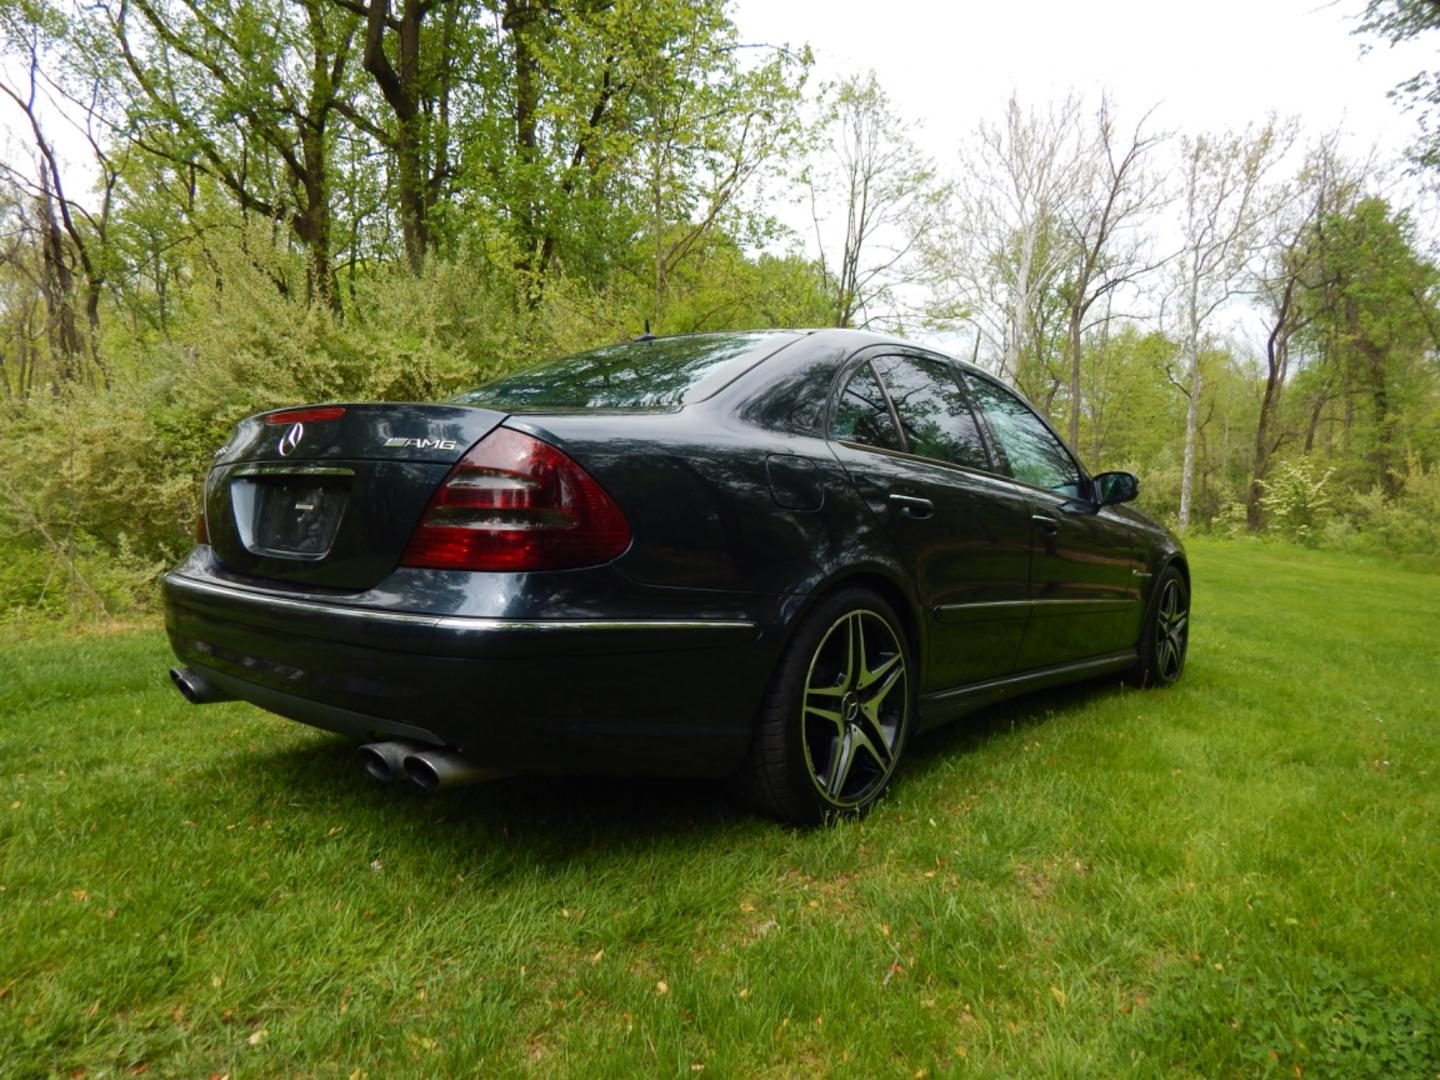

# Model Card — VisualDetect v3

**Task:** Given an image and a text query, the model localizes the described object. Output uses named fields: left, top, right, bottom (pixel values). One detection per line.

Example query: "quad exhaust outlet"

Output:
left=167, top=672, right=498, bottom=791
left=358, top=741, right=503, bottom=790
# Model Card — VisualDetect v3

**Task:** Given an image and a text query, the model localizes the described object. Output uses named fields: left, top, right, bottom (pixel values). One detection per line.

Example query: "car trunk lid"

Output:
left=203, top=403, right=506, bottom=590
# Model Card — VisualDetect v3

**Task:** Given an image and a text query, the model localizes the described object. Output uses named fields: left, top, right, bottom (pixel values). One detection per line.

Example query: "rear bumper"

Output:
left=163, top=568, right=777, bottom=777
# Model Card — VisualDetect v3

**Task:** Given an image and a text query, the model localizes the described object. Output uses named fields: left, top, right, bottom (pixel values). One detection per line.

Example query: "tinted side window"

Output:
left=832, top=363, right=903, bottom=452
left=965, top=375, right=1082, bottom=496
left=871, top=355, right=990, bottom=470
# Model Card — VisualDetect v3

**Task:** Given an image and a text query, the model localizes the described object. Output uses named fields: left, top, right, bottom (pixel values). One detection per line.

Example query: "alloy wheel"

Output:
left=1155, top=577, right=1189, bottom=681
left=800, top=609, right=909, bottom=809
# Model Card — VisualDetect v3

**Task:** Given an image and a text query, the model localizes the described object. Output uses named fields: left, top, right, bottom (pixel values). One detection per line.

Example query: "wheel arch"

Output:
left=777, top=565, right=925, bottom=674
left=1161, top=552, right=1190, bottom=593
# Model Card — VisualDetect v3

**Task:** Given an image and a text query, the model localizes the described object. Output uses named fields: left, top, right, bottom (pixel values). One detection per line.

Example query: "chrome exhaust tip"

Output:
left=402, top=748, right=504, bottom=791
left=356, top=740, right=427, bottom=783
left=168, top=667, right=233, bottom=705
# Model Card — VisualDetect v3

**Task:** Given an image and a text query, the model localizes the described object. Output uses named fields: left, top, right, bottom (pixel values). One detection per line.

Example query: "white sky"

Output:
left=734, top=0, right=1438, bottom=346
left=733, top=0, right=1430, bottom=163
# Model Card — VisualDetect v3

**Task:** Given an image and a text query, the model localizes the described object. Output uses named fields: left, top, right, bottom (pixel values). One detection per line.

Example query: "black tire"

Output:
left=732, top=587, right=914, bottom=826
left=1132, top=565, right=1189, bottom=687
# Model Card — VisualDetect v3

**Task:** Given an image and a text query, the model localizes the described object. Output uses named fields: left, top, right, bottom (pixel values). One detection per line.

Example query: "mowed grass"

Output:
left=2, top=540, right=1439, bottom=1078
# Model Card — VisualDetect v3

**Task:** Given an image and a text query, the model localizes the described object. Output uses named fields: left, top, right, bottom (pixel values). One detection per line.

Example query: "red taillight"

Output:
left=264, top=406, right=346, bottom=425
left=194, top=509, right=210, bottom=544
left=400, top=427, right=630, bottom=572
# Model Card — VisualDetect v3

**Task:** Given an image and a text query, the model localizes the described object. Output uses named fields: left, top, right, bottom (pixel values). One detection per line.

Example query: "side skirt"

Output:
left=916, top=650, right=1138, bottom=732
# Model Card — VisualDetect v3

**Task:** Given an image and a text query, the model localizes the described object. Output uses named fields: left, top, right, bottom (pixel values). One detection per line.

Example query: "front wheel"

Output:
left=732, top=588, right=914, bottom=826
left=1133, top=566, right=1189, bottom=687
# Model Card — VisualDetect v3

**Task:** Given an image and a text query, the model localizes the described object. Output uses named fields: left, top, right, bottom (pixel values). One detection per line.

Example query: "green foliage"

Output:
left=1212, top=499, right=1250, bottom=539
left=1076, top=327, right=1186, bottom=511
left=1329, top=458, right=1440, bottom=567
left=1297, top=198, right=1438, bottom=495
left=1259, top=456, right=1336, bottom=544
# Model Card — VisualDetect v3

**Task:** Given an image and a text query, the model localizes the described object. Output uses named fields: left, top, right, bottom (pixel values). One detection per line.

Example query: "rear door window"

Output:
left=870, top=355, right=990, bottom=470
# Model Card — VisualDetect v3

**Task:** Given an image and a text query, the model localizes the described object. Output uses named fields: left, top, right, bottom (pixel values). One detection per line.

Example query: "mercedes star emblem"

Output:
left=278, top=422, right=305, bottom=456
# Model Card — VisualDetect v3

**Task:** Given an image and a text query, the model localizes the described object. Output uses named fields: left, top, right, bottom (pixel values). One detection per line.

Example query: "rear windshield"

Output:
left=452, top=332, right=797, bottom=411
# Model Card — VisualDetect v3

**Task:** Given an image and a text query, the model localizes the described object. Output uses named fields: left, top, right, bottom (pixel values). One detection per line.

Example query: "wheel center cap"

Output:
left=841, top=691, right=860, bottom=724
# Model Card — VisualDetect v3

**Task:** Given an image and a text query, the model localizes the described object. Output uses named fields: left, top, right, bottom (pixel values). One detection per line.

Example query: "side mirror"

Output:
left=1094, top=470, right=1139, bottom=507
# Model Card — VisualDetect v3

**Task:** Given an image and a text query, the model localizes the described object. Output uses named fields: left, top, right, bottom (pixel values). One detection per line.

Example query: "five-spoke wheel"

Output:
left=800, top=610, right=908, bottom=809
left=733, top=588, right=913, bottom=825
left=1134, top=565, right=1189, bottom=687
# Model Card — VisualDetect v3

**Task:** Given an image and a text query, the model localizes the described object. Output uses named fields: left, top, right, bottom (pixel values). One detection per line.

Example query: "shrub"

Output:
left=1259, top=457, right=1336, bottom=545
left=1330, top=458, right=1440, bottom=567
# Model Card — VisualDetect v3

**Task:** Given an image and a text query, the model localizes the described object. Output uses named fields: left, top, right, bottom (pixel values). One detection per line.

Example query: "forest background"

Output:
left=2, top=0, right=1439, bottom=618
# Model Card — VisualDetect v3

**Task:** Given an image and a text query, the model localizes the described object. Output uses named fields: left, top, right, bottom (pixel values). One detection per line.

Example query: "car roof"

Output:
left=756, top=327, right=984, bottom=371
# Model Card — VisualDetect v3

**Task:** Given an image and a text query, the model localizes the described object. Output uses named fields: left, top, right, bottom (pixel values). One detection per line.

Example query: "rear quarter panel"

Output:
left=507, top=410, right=899, bottom=601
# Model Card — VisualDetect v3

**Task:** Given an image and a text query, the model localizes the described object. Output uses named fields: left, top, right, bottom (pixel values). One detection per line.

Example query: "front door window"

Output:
left=964, top=375, right=1081, bottom=498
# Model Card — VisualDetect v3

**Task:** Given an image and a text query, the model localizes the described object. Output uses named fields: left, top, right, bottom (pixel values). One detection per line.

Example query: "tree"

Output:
left=806, top=70, right=946, bottom=329
left=0, top=188, right=54, bottom=398
left=1055, top=96, right=1166, bottom=449
left=1245, top=138, right=1363, bottom=528
left=1169, top=120, right=1290, bottom=529
left=627, top=4, right=807, bottom=326
left=931, top=94, right=1084, bottom=403
left=1300, top=197, right=1439, bottom=495
left=446, top=0, right=805, bottom=313
left=1079, top=324, right=1181, bottom=470
left=0, top=14, right=123, bottom=386
left=340, top=0, right=464, bottom=273
left=105, top=0, right=363, bottom=309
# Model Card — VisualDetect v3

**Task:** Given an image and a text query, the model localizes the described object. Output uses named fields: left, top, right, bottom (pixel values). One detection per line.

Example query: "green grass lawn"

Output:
left=2, top=539, right=1439, bottom=1078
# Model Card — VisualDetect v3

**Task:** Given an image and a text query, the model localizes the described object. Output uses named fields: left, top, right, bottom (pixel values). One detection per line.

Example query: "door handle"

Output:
left=888, top=493, right=934, bottom=520
left=1031, top=513, right=1059, bottom=535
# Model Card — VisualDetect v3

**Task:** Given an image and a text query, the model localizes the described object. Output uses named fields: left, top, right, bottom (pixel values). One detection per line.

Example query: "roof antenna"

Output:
left=633, top=318, right=656, bottom=342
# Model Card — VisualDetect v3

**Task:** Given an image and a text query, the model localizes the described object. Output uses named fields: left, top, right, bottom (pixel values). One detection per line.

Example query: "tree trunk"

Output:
left=364, top=0, right=429, bottom=273
left=1246, top=363, right=1280, bottom=531
left=1178, top=292, right=1201, bottom=530
left=1066, top=301, right=1083, bottom=449
left=1362, top=344, right=1397, bottom=497
left=652, top=127, right=666, bottom=324
left=37, top=168, right=83, bottom=389
left=1246, top=280, right=1295, bottom=530
left=299, top=9, right=340, bottom=314
left=504, top=0, right=542, bottom=287
left=296, top=130, right=339, bottom=312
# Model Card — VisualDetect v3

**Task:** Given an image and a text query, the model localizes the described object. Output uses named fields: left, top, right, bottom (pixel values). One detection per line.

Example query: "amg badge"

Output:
left=384, top=436, right=458, bottom=450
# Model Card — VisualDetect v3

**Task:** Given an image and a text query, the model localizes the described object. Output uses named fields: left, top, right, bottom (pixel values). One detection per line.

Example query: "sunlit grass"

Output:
left=2, top=538, right=1438, bottom=1077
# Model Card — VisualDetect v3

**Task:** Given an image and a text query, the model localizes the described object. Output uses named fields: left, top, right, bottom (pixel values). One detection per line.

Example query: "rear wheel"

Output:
left=1133, top=566, right=1189, bottom=687
left=733, top=588, right=913, bottom=825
